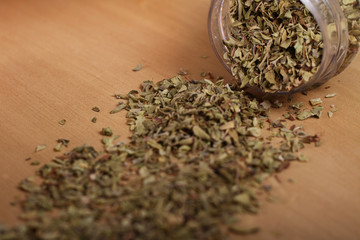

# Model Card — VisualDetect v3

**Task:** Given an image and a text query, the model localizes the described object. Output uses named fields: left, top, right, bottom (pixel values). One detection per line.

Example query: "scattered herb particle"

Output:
left=328, top=111, right=334, bottom=118
left=54, top=143, right=62, bottom=152
left=91, top=117, right=97, bottom=123
left=132, top=63, right=142, bottom=72
left=101, top=127, right=113, bottom=136
left=54, top=139, right=70, bottom=152
left=92, top=107, right=100, bottom=112
left=297, top=110, right=315, bottom=120
left=113, top=94, right=129, bottom=100
left=325, top=93, right=337, bottom=98
left=58, top=119, right=66, bottom=126
left=178, top=68, right=188, bottom=76
left=192, top=125, right=210, bottom=140
left=110, top=102, right=126, bottom=114
left=290, top=102, right=304, bottom=110
left=310, top=98, right=323, bottom=106
left=35, top=144, right=47, bottom=152
left=311, top=106, right=323, bottom=118
left=30, top=161, right=40, bottom=166
left=288, top=178, right=295, bottom=183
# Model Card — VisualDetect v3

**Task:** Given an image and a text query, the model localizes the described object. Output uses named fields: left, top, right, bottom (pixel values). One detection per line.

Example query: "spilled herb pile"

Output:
left=0, top=76, right=321, bottom=240
left=224, top=0, right=323, bottom=92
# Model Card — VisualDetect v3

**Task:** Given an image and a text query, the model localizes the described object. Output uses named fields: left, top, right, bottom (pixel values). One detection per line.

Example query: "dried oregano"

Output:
left=338, top=0, right=360, bottom=72
left=224, top=0, right=323, bottom=92
left=0, top=76, right=320, bottom=240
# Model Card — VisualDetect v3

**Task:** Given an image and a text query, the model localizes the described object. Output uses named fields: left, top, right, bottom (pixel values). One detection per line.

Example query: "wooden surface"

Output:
left=0, top=0, right=359, bottom=239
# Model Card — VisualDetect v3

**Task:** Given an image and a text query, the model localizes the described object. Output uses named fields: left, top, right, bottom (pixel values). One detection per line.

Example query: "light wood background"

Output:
left=0, top=0, right=359, bottom=239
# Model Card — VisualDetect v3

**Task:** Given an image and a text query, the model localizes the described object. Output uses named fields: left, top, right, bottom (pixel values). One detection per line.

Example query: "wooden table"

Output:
left=0, top=0, right=359, bottom=239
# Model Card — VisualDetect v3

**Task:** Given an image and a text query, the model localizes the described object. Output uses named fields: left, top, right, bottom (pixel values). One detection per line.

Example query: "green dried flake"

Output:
left=297, top=110, right=315, bottom=120
left=178, top=68, right=188, bottom=76
left=54, top=139, right=70, bottom=152
left=35, top=144, right=47, bottom=152
left=92, top=107, right=100, bottom=112
left=283, top=113, right=290, bottom=119
left=310, top=98, right=323, bottom=106
left=132, top=63, right=142, bottom=72
left=192, top=125, right=211, bottom=140
left=290, top=102, right=304, bottom=110
left=91, top=117, right=97, bottom=123
left=110, top=102, right=126, bottom=114
left=272, top=100, right=283, bottom=108
left=113, top=94, right=129, bottom=100
left=101, top=127, right=113, bottom=136
left=298, top=154, right=309, bottom=162
left=19, top=179, right=40, bottom=193
left=58, top=119, right=66, bottom=126
left=247, top=127, right=261, bottom=137
left=328, top=111, right=334, bottom=118
left=311, top=106, right=323, bottom=118
left=54, top=143, right=63, bottom=152
left=234, top=193, right=251, bottom=206
left=288, top=178, right=295, bottom=183
left=30, top=161, right=40, bottom=166
left=325, top=93, right=337, bottom=98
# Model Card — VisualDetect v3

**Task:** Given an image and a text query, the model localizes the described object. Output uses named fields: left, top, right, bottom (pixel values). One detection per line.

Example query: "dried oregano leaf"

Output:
left=35, top=144, right=47, bottom=152
left=58, top=119, right=66, bottom=125
left=54, top=139, right=70, bottom=152
left=92, top=106, right=100, bottom=112
left=132, top=63, right=142, bottom=72
left=30, top=161, right=40, bottom=166
left=325, top=93, right=337, bottom=98
left=110, top=102, right=126, bottom=114
left=310, top=98, right=323, bottom=106
left=101, top=127, right=113, bottom=136
left=328, top=111, right=334, bottom=118
left=193, top=125, right=211, bottom=140
left=297, top=110, right=315, bottom=120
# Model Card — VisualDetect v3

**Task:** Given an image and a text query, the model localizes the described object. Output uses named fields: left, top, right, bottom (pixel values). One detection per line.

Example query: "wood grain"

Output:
left=0, top=1, right=359, bottom=239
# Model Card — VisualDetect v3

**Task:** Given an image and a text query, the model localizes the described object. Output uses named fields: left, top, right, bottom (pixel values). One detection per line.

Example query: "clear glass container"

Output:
left=208, top=0, right=360, bottom=96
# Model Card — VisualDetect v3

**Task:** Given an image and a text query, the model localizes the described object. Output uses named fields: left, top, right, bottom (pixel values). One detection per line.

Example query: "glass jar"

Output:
left=208, top=0, right=360, bottom=96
